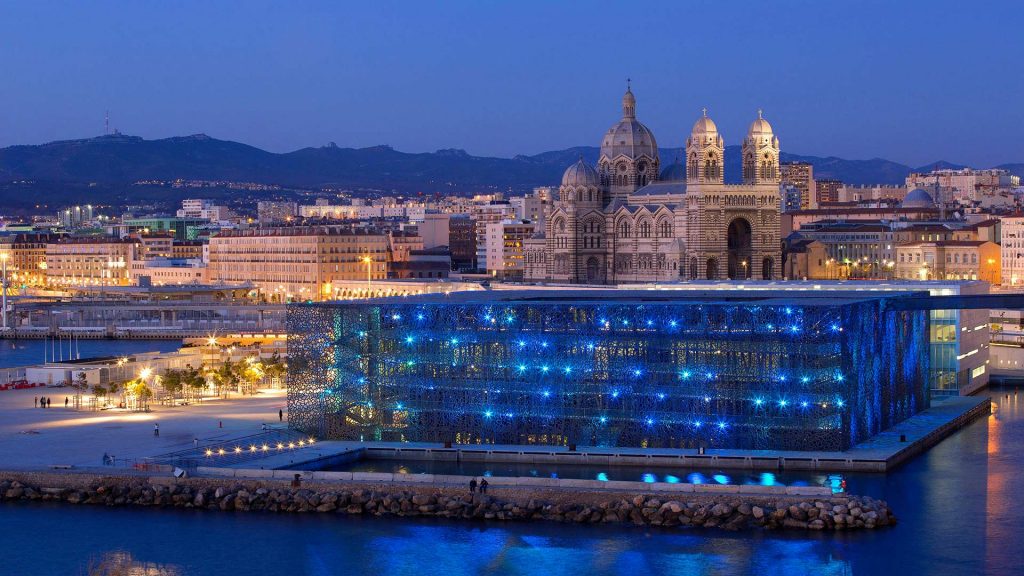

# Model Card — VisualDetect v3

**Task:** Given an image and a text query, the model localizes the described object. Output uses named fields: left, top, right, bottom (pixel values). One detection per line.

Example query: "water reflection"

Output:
left=84, top=551, right=181, bottom=576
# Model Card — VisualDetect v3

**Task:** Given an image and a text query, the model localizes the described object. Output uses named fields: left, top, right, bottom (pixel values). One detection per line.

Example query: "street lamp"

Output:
left=0, top=251, right=8, bottom=331
left=741, top=260, right=748, bottom=279
left=362, top=256, right=373, bottom=295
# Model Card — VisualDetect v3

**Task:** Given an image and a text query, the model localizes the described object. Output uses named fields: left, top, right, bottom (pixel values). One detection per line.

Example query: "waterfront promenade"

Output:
left=0, top=387, right=287, bottom=469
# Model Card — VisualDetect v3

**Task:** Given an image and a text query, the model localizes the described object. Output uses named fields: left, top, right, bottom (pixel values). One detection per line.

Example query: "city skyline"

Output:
left=1, top=1, right=1023, bottom=167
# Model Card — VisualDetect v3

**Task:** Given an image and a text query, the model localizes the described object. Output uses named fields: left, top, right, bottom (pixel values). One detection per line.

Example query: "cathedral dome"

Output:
left=691, top=110, right=718, bottom=135
left=561, top=158, right=600, bottom=188
left=600, top=87, right=658, bottom=162
left=747, top=110, right=773, bottom=137
left=902, top=188, right=936, bottom=209
left=659, top=160, right=687, bottom=182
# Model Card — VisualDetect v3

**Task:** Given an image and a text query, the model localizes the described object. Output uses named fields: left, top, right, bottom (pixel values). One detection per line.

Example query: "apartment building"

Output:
left=45, top=237, right=138, bottom=287
left=207, top=227, right=388, bottom=301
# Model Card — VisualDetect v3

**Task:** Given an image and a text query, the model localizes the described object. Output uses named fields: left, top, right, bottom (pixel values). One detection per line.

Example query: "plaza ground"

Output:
left=0, top=387, right=287, bottom=469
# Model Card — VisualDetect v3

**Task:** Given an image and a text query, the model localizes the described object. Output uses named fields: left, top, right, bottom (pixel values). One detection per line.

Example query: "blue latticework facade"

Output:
left=287, top=290, right=930, bottom=451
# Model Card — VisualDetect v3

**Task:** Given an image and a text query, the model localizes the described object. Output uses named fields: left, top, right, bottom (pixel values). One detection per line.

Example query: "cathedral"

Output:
left=524, top=87, right=782, bottom=284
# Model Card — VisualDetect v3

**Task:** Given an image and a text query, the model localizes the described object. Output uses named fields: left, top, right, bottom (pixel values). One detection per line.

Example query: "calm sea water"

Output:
left=0, top=339, right=182, bottom=368
left=1, top=388, right=1022, bottom=576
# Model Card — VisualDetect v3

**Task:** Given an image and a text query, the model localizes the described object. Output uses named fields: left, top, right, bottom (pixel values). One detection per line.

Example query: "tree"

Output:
left=212, top=361, right=239, bottom=397
left=240, top=356, right=265, bottom=395
left=161, top=369, right=184, bottom=404
left=262, top=353, right=287, bottom=389
left=183, top=366, right=208, bottom=402
left=124, top=378, right=153, bottom=411
left=71, top=371, right=89, bottom=410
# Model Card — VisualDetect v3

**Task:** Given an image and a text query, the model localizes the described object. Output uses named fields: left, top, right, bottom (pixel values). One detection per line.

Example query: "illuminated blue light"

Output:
left=542, top=390, right=550, bottom=398
left=599, top=416, right=607, bottom=424
left=830, top=324, right=841, bottom=332
left=642, top=474, right=656, bottom=483
left=713, top=474, right=731, bottom=484
left=779, top=399, right=788, bottom=408
left=396, top=403, right=404, bottom=410
left=633, top=369, right=642, bottom=377
left=836, top=373, right=845, bottom=382
left=391, top=314, right=401, bottom=320
left=596, top=472, right=609, bottom=482
left=586, top=343, right=595, bottom=350
left=404, top=336, right=414, bottom=344
left=801, top=376, right=809, bottom=384
left=505, top=412, right=513, bottom=418
left=779, top=375, right=787, bottom=382
left=517, top=340, right=526, bottom=347
left=754, top=398, right=764, bottom=407
left=664, top=475, right=680, bottom=484
left=680, top=371, right=691, bottom=379
left=484, top=315, right=492, bottom=322
left=693, top=420, right=702, bottom=428
left=416, top=313, right=425, bottom=321
left=717, top=422, right=727, bottom=430
left=610, top=390, right=619, bottom=399
left=669, top=320, right=678, bottom=327
left=784, top=307, right=793, bottom=315
left=790, top=325, right=800, bottom=333
left=704, top=396, right=711, bottom=403
left=358, top=331, right=367, bottom=338
left=450, top=337, right=459, bottom=345
left=687, top=473, right=705, bottom=484
left=836, top=399, right=845, bottom=408
left=506, top=315, right=515, bottom=323
left=597, top=317, right=606, bottom=325
left=517, top=364, right=526, bottom=372
left=760, top=472, right=777, bottom=486
left=563, top=367, right=572, bottom=375
left=484, top=411, right=493, bottom=418
left=541, top=341, right=549, bottom=348
left=705, top=372, right=714, bottom=379
left=645, top=418, right=653, bottom=425
left=800, top=401, right=809, bottom=408
left=657, top=393, right=665, bottom=400
left=540, top=365, right=550, bottom=373
left=646, top=319, right=653, bottom=327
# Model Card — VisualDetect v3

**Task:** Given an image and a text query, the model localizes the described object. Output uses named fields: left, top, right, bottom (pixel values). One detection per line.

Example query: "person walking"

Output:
left=153, top=423, right=159, bottom=437
left=34, top=397, right=38, bottom=408
left=291, top=473, right=302, bottom=488
left=46, top=397, right=51, bottom=408
left=480, top=478, right=489, bottom=494
left=469, top=478, right=477, bottom=494
left=64, top=397, right=69, bottom=408
left=278, top=409, right=283, bottom=422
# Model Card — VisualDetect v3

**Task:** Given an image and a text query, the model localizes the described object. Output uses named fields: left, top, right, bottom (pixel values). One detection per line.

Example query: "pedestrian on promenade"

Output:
left=46, top=397, right=51, bottom=408
left=34, top=397, right=38, bottom=408
left=102, top=452, right=109, bottom=465
left=480, top=478, right=489, bottom=494
left=291, top=473, right=302, bottom=488
left=469, top=479, right=477, bottom=494
left=279, top=409, right=283, bottom=422
left=153, top=423, right=159, bottom=437
left=64, top=397, right=69, bottom=408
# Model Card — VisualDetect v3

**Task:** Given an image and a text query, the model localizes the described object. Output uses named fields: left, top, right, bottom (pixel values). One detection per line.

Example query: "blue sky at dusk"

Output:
left=1, top=0, right=1021, bottom=166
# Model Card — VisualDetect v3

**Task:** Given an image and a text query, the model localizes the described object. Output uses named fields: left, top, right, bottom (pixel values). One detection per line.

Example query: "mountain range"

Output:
left=1, top=133, right=1021, bottom=206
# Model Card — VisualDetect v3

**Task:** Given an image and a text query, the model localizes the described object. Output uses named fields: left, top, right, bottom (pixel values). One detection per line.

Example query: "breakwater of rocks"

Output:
left=0, top=472, right=895, bottom=531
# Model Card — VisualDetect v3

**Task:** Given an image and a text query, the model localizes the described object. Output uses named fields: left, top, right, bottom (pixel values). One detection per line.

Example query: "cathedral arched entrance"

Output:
left=585, top=257, right=601, bottom=284
left=727, top=217, right=753, bottom=279
left=706, top=258, right=719, bottom=280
